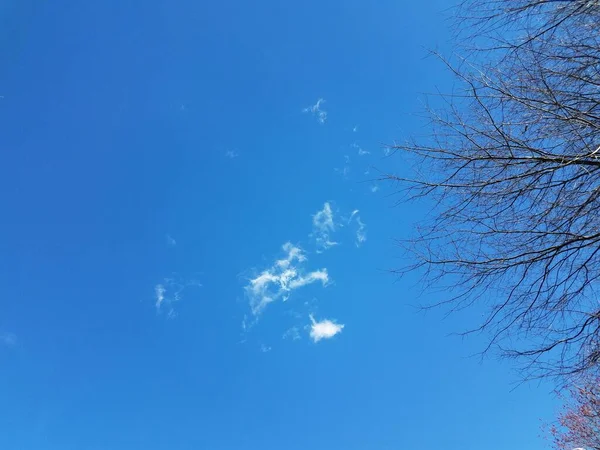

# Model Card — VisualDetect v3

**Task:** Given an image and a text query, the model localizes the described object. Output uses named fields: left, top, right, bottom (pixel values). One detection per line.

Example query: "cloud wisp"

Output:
left=0, top=332, right=16, bottom=347
left=348, top=210, right=367, bottom=247
left=225, top=150, right=239, bottom=159
left=303, top=98, right=327, bottom=124
left=166, top=234, right=177, bottom=247
left=356, top=217, right=367, bottom=246
left=312, top=202, right=338, bottom=253
left=309, top=315, right=344, bottom=342
left=283, top=326, right=301, bottom=341
left=352, top=142, right=370, bottom=156
left=311, top=203, right=368, bottom=250
left=154, top=275, right=202, bottom=318
left=245, top=243, right=329, bottom=316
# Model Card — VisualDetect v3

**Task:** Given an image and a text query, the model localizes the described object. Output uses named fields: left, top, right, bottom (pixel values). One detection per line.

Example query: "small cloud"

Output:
left=303, top=98, right=327, bottom=124
left=0, top=332, right=16, bottom=347
left=245, top=243, right=329, bottom=316
left=348, top=210, right=367, bottom=247
left=154, top=275, right=202, bottom=318
left=309, top=315, right=344, bottom=342
left=283, top=326, right=301, bottom=341
left=260, top=344, right=272, bottom=353
left=166, top=234, right=177, bottom=247
left=312, top=202, right=338, bottom=252
left=352, top=142, right=369, bottom=156
left=356, top=217, right=367, bottom=247
left=383, top=147, right=392, bottom=156
left=226, top=150, right=239, bottom=159
left=155, top=284, right=166, bottom=311
left=335, top=166, right=350, bottom=178
left=352, top=125, right=358, bottom=132
left=370, top=185, right=379, bottom=193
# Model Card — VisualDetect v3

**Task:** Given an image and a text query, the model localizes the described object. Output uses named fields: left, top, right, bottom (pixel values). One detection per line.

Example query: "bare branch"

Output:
left=389, top=0, right=600, bottom=379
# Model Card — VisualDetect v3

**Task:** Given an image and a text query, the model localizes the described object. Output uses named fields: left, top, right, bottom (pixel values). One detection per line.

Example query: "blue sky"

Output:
left=0, top=1, right=559, bottom=449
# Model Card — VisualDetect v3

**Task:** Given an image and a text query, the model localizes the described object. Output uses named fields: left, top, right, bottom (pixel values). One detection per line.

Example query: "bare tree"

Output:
left=388, top=0, right=600, bottom=378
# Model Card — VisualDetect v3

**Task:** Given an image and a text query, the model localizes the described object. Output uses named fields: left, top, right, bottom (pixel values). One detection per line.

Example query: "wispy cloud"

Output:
left=335, top=166, right=350, bottom=178
left=283, top=326, right=301, bottom=341
left=309, top=315, right=344, bottom=342
left=352, top=142, right=370, bottom=156
left=370, top=185, right=379, bottom=193
left=166, top=234, right=176, bottom=247
left=0, top=332, right=16, bottom=347
left=225, top=150, right=239, bottom=159
left=155, top=284, right=167, bottom=311
left=260, top=344, right=272, bottom=353
left=303, top=98, right=327, bottom=124
left=335, top=156, right=351, bottom=178
left=356, top=217, right=367, bottom=246
left=154, top=275, right=202, bottom=318
left=348, top=210, right=367, bottom=247
left=245, top=243, right=329, bottom=316
left=312, top=202, right=338, bottom=252
left=352, top=125, right=358, bottom=132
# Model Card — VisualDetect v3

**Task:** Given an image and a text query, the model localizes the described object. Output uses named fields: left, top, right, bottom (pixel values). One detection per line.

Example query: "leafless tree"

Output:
left=388, top=0, right=600, bottom=379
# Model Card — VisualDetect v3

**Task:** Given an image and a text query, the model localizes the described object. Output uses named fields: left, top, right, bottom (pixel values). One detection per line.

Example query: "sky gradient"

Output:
left=0, top=1, right=558, bottom=449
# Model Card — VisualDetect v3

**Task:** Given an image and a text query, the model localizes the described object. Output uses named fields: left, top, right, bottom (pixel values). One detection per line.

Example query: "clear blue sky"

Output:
left=0, top=1, right=558, bottom=449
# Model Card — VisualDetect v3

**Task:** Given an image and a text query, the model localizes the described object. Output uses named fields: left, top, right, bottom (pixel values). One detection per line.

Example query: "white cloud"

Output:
left=313, top=203, right=335, bottom=234
left=352, top=142, right=369, bottom=156
left=348, top=209, right=359, bottom=223
left=226, top=150, right=239, bottom=159
left=309, top=315, right=344, bottom=342
left=348, top=210, right=367, bottom=247
left=276, top=242, right=306, bottom=269
left=283, top=326, right=301, bottom=341
left=245, top=243, right=329, bottom=316
left=312, top=202, right=338, bottom=252
left=370, top=185, right=379, bottom=193
left=335, top=165, right=350, bottom=178
left=166, top=234, right=176, bottom=246
left=356, top=217, right=367, bottom=247
left=155, top=284, right=166, bottom=311
left=353, top=125, right=358, bottom=132
left=260, top=344, right=272, bottom=353
left=288, top=270, right=329, bottom=289
left=154, top=275, right=202, bottom=318
left=303, top=98, right=327, bottom=124
left=0, top=332, right=16, bottom=347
